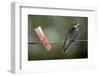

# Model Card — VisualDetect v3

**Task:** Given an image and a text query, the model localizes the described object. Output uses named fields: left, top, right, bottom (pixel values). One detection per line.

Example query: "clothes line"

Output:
left=28, top=40, right=87, bottom=44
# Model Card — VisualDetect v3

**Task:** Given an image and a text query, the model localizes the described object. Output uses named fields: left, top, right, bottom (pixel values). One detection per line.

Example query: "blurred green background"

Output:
left=28, top=15, right=88, bottom=61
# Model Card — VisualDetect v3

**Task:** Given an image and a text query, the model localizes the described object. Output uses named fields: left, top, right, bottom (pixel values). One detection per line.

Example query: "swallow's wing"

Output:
left=63, top=32, right=73, bottom=53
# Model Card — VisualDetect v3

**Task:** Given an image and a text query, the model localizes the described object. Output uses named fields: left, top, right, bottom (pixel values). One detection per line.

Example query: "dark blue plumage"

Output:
left=63, top=23, right=79, bottom=54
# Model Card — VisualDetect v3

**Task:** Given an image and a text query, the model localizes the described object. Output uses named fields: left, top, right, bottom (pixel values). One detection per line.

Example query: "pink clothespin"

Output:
left=34, top=26, right=52, bottom=51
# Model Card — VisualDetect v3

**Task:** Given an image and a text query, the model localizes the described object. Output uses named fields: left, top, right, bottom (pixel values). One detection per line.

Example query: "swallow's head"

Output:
left=73, top=22, right=79, bottom=28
